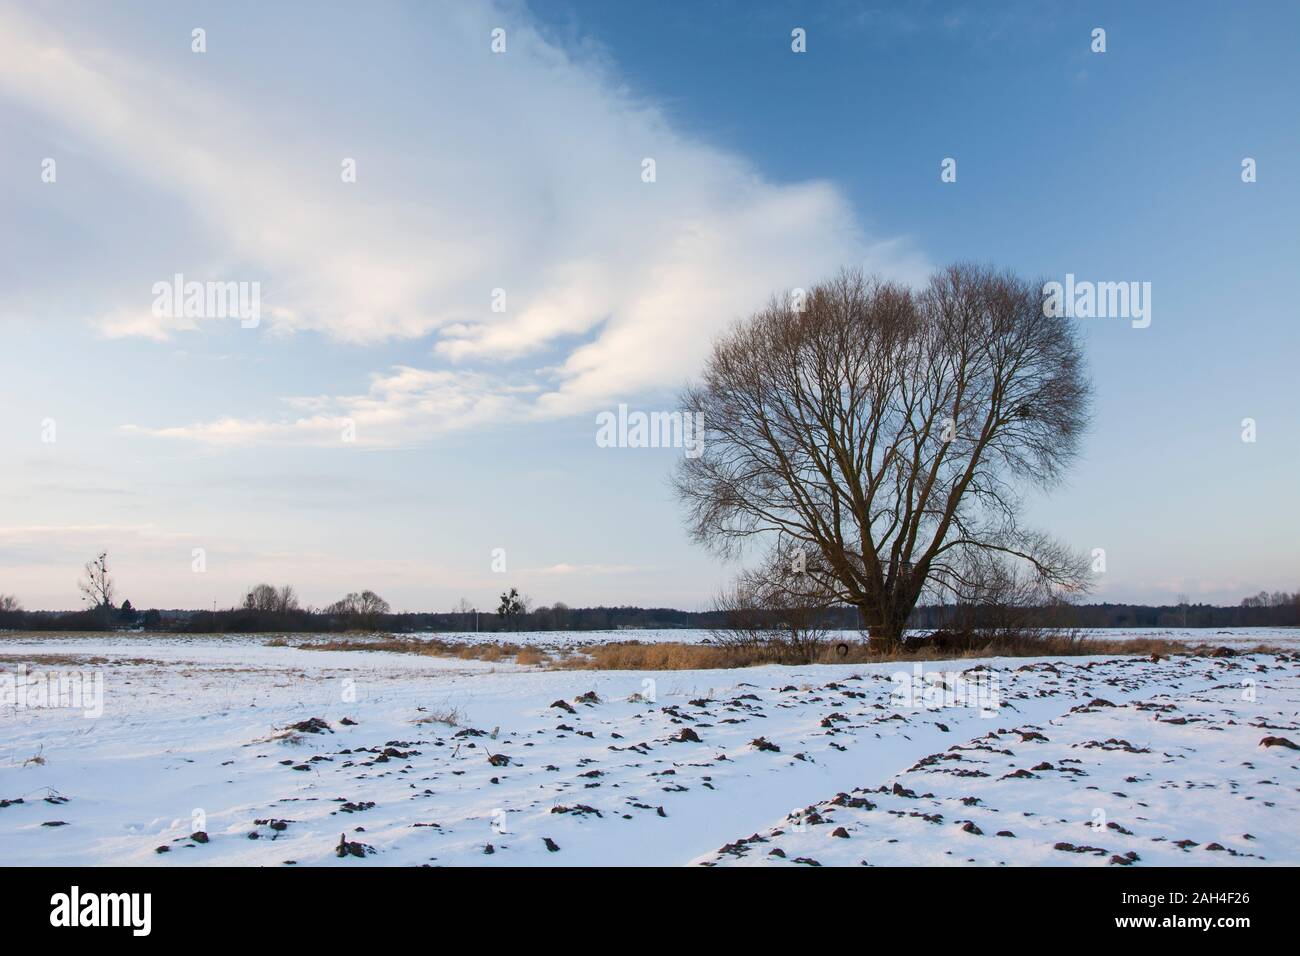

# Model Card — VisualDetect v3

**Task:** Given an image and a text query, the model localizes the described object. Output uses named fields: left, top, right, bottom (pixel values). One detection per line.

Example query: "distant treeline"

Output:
left=911, top=601, right=1300, bottom=630
left=0, top=604, right=737, bottom=634
left=2, top=598, right=1297, bottom=633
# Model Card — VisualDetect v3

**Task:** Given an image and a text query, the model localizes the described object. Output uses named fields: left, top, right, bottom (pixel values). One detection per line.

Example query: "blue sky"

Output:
left=1, top=0, right=1296, bottom=611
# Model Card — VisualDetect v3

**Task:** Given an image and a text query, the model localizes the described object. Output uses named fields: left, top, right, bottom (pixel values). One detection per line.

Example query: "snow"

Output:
left=1, top=632, right=1296, bottom=866
left=700, top=655, right=1300, bottom=866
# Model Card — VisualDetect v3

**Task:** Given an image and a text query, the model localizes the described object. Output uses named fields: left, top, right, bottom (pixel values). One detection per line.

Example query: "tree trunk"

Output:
left=869, top=621, right=905, bottom=649
left=859, top=602, right=905, bottom=649
left=866, top=600, right=912, bottom=650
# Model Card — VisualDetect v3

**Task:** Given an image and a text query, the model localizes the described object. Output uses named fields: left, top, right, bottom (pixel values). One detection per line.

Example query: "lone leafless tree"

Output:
left=78, top=551, right=116, bottom=609
left=675, top=264, right=1092, bottom=647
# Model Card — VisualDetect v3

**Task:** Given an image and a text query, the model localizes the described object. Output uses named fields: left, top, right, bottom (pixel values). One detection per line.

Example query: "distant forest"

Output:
left=2, top=594, right=1297, bottom=633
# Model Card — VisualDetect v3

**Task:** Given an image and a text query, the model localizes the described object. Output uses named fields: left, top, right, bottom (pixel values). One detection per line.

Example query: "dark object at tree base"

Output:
left=900, top=630, right=983, bottom=653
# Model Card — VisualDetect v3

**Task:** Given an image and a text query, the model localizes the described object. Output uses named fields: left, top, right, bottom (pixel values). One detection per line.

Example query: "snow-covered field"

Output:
left=1, top=632, right=1297, bottom=866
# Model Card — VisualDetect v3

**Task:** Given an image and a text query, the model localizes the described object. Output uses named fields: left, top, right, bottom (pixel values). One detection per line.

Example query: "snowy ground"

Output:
left=1, top=632, right=1296, bottom=866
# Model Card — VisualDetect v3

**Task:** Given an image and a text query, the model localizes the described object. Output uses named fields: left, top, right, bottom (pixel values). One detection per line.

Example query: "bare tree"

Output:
left=675, top=265, right=1092, bottom=647
left=244, top=583, right=299, bottom=615
left=711, top=548, right=835, bottom=662
left=327, top=590, right=391, bottom=630
left=938, top=549, right=1076, bottom=646
left=244, top=583, right=278, bottom=612
left=0, top=594, right=21, bottom=615
left=355, top=590, right=390, bottom=628
left=78, top=551, right=116, bottom=609
left=551, top=601, right=570, bottom=630
left=277, top=585, right=299, bottom=614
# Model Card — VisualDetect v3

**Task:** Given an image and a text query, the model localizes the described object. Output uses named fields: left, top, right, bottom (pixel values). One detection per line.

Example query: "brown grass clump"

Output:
left=554, top=634, right=1285, bottom=670
left=302, top=637, right=419, bottom=653
left=562, top=642, right=754, bottom=670
left=0, top=653, right=160, bottom=667
left=295, top=635, right=551, bottom=667
left=514, top=646, right=549, bottom=666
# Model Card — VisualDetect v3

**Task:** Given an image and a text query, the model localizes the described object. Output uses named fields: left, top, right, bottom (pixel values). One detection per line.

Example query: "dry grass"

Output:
left=296, top=635, right=554, bottom=668
left=290, top=632, right=1290, bottom=670
left=412, top=703, right=466, bottom=728
left=0, top=653, right=162, bottom=667
left=554, top=634, right=1288, bottom=670
left=560, top=642, right=746, bottom=670
left=514, top=646, right=549, bottom=666
left=6, top=629, right=1283, bottom=673
left=0, top=631, right=342, bottom=644
left=0, top=631, right=123, bottom=640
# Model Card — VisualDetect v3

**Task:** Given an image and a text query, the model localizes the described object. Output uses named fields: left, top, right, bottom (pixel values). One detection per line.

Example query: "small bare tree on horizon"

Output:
left=244, top=583, right=300, bottom=615
left=675, top=264, right=1093, bottom=647
left=78, top=551, right=115, bottom=609
left=327, top=590, right=391, bottom=630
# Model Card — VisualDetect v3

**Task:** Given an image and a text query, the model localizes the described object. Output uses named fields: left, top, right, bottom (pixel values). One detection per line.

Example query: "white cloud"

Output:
left=0, top=0, right=928, bottom=444
left=95, top=307, right=198, bottom=341
left=125, top=366, right=529, bottom=447
left=528, top=563, right=644, bottom=576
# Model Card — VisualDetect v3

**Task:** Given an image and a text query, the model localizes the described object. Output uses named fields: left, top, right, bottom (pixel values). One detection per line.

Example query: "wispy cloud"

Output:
left=123, top=366, right=532, bottom=447
left=0, top=0, right=925, bottom=446
left=528, top=563, right=645, bottom=576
